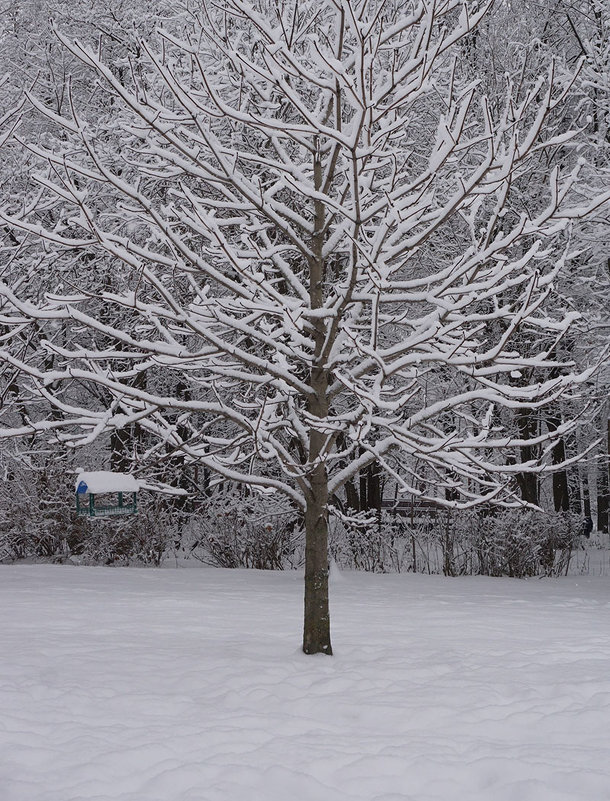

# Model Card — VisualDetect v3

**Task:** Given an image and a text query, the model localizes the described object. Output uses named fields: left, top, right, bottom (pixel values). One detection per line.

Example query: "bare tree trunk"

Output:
left=605, top=416, right=610, bottom=534
left=596, top=471, right=608, bottom=533
left=546, top=410, right=570, bottom=512
left=359, top=453, right=368, bottom=511
left=576, top=423, right=591, bottom=519
left=598, top=412, right=610, bottom=534
left=345, top=477, right=359, bottom=513
left=581, top=468, right=591, bottom=518
left=516, top=408, right=540, bottom=505
left=303, top=363, right=332, bottom=654
left=366, top=461, right=382, bottom=517
left=303, top=452, right=332, bottom=655
left=302, top=136, right=332, bottom=656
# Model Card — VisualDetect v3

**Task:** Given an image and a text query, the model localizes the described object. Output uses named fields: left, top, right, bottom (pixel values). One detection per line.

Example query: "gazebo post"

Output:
left=89, top=493, right=95, bottom=517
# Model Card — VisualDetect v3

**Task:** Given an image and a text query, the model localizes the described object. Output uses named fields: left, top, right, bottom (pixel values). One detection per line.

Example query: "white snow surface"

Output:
left=1, top=565, right=610, bottom=801
left=75, top=471, right=140, bottom=494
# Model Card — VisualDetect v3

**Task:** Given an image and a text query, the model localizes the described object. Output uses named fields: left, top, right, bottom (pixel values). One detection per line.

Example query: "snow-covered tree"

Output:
left=0, top=0, right=608, bottom=653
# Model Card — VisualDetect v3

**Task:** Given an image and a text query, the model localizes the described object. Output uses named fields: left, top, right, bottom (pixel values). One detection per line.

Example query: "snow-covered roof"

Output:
left=75, top=471, right=140, bottom=494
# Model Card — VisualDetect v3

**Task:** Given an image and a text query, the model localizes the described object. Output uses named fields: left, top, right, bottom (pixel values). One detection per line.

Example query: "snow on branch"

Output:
left=0, top=0, right=606, bottom=513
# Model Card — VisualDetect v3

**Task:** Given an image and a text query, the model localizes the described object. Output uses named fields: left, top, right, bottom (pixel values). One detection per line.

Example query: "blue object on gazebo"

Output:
left=75, top=471, right=140, bottom=518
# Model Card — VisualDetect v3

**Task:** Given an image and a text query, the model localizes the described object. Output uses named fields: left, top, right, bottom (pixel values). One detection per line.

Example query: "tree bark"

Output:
left=546, top=410, right=570, bottom=512
left=302, top=135, right=332, bottom=656
left=303, top=364, right=332, bottom=654
left=303, top=451, right=332, bottom=655
left=516, top=408, right=540, bottom=505
left=596, top=473, right=608, bottom=533
left=366, top=461, right=382, bottom=517
left=581, top=467, right=591, bottom=518
left=598, top=412, right=610, bottom=534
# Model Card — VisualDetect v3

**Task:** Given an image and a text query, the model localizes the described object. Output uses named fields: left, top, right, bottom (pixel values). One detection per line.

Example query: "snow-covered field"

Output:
left=2, top=565, right=610, bottom=801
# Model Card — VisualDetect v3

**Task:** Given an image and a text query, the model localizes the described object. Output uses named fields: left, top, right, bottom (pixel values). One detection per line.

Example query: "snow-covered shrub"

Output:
left=183, top=490, right=303, bottom=570
left=329, top=513, right=412, bottom=573
left=407, top=508, right=580, bottom=577
left=0, top=453, right=581, bottom=576
left=0, top=452, right=86, bottom=562
left=194, top=517, right=297, bottom=570
left=0, top=453, right=178, bottom=566
left=74, top=509, right=172, bottom=566
left=471, top=509, right=579, bottom=578
left=329, top=508, right=581, bottom=577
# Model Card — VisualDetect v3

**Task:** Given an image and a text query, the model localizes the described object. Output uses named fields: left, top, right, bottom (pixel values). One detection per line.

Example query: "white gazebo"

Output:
left=75, top=471, right=140, bottom=518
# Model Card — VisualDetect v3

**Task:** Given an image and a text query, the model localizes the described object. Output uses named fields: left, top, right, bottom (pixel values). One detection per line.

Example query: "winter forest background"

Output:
left=0, top=0, right=608, bottom=654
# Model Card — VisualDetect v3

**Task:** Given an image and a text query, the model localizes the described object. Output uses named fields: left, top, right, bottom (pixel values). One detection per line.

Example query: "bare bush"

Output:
left=181, top=490, right=303, bottom=570
left=331, top=508, right=581, bottom=577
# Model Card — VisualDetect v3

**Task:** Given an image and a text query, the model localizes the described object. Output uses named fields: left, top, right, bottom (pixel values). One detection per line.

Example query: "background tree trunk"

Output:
left=597, top=410, right=610, bottom=534
left=546, top=410, right=570, bottom=512
left=516, top=408, right=540, bottom=505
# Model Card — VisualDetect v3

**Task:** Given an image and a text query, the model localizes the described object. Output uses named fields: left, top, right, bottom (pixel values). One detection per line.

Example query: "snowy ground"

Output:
left=1, top=565, right=610, bottom=801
